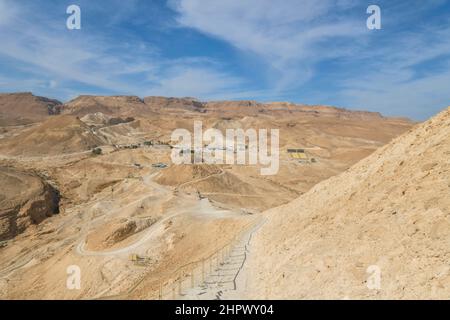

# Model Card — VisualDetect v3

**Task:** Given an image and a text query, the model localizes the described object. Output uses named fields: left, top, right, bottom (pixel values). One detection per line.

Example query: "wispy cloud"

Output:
left=169, top=0, right=363, bottom=89
left=170, top=0, right=450, bottom=119
left=0, top=0, right=248, bottom=100
left=333, top=20, right=450, bottom=119
left=0, top=0, right=449, bottom=119
left=0, top=0, right=17, bottom=26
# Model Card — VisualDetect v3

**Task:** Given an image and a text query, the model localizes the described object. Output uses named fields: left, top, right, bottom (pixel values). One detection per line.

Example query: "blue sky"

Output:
left=0, top=0, right=449, bottom=120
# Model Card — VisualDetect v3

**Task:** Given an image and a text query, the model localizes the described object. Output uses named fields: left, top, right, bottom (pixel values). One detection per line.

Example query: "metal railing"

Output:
left=98, top=218, right=257, bottom=300
left=157, top=216, right=266, bottom=300
left=156, top=218, right=256, bottom=300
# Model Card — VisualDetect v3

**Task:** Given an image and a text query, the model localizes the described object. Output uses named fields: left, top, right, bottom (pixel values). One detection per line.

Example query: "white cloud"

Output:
left=144, top=66, right=240, bottom=98
left=1, top=0, right=449, bottom=120
left=340, top=71, right=450, bottom=120
left=335, top=25, right=450, bottom=119
left=0, top=0, right=248, bottom=100
left=170, top=0, right=450, bottom=119
left=0, top=0, right=17, bottom=26
left=339, top=65, right=450, bottom=120
left=0, top=1, right=151, bottom=94
left=170, top=0, right=363, bottom=88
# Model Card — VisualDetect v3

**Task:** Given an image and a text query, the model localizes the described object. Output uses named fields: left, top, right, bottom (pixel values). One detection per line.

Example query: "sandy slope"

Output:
left=244, top=107, right=450, bottom=299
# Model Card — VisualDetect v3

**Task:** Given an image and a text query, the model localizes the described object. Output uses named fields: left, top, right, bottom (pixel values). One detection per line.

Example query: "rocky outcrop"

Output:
left=0, top=92, right=407, bottom=123
left=0, top=167, right=60, bottom=241
left=144, top=96, right=205, bottom=112
left=63, top=95, right=148, bottom=117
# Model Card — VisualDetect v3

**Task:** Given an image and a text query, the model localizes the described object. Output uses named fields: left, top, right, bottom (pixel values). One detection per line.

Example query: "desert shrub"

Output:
left=92, top=147, right=102, bottom=155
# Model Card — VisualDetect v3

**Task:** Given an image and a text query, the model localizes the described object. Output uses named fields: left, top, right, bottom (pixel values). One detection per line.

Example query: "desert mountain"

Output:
left=0, top=91, right=411, bottom=123
left=0, top=167, right=60, bottom=241
left=145, top=97, right=391, bottom=119
left=0, top=92, right=62, bottom=126
left=204, top=100, right=388, bottom=119
left=62, top=94, right=406, bottom=120
left=63, top=95, right=154, bottom=117
left=143, top=96, right=205, bottom=113
left=245, top=107, right=450, bottom=299
left=0, top=115, right=105, bottom=156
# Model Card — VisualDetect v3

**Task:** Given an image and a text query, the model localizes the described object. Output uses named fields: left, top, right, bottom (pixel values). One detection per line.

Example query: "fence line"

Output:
left=98, top=218, right=257, bottom=300
left=157, top=218, right=256, bottom=300
left=161, top=215, right=267, bottom=300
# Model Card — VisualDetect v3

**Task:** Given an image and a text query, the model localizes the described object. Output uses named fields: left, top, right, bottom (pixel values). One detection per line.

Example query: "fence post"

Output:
left=172, top=285, right=176, bottom=300
left=159, top=282, right=162, bottom=300
left=202, top=259, right=205, bottom=282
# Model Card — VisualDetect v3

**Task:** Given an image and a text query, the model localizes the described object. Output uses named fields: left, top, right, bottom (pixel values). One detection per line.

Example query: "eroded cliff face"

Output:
left=0, top=167, right=60, bottom=241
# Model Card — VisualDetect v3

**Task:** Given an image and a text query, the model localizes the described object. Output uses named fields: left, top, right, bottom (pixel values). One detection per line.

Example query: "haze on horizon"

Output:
left=0, top=0, right=450, bottom=120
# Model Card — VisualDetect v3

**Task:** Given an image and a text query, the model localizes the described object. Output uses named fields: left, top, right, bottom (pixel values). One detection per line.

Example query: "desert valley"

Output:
left=0, top=92, right=448, bottom=300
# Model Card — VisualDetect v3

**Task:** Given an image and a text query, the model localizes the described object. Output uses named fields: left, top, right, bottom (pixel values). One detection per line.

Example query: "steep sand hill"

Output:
left=244, top=107, right=450, bottom=299
left=0, top=92, right=62, bottom=126
left=0, top=167, right=60, bottom=240
left=0, top=115, right=105, bottom=156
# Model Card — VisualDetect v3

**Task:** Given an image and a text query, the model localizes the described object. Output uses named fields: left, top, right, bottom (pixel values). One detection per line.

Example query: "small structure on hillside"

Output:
left=145, top=140, right=172, bottom=149
left=129, top=254, right=152, bottom=266
left=287, top=148, right=310, bottom=163
left=152, top=163, right=168, bottom=169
